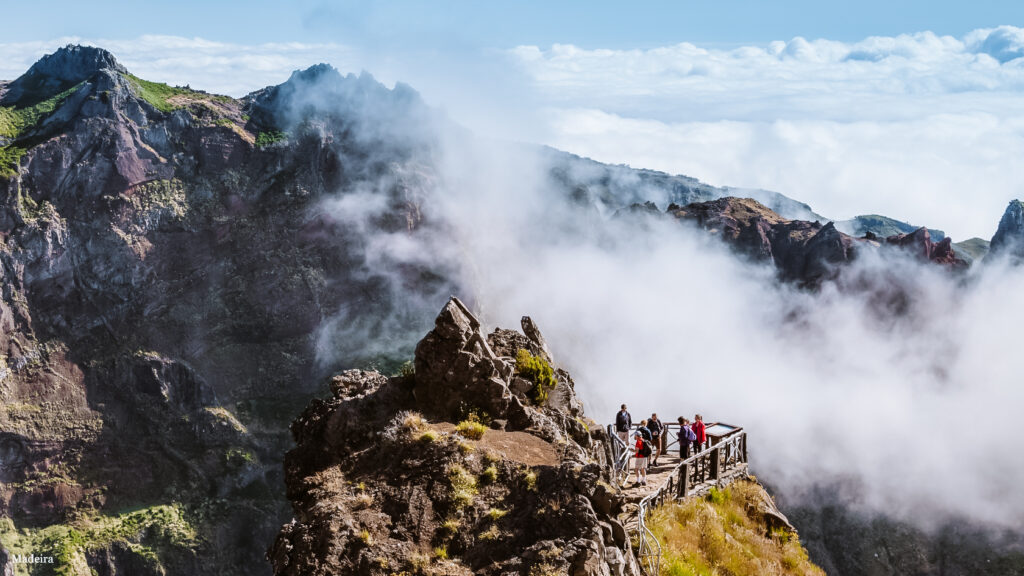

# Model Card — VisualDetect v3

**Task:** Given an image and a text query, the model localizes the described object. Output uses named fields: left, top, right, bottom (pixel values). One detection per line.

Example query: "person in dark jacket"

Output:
left=647, top=413, right=664, bottom=466
left=614, top=404, right=632, bottom=474
left=678, top=416, right=695, bottom=459
left=614, top=404, right=632, bottom=445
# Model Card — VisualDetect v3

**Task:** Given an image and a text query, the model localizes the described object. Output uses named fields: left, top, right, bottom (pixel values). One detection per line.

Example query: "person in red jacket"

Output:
left=633, top=420, right=651, bottom=486
left=692, top=413, right=707, bottom=456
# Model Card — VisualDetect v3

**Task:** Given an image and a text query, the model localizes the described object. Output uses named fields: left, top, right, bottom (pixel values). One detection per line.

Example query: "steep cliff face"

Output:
left=988, top=199, right=1024, bottom=261
left=270, top=298, right=638, bottom=576
left=0, top=45, right=454, bottom=574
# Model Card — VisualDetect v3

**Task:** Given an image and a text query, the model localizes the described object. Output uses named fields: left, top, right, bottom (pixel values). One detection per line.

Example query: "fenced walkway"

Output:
left=606, top=423, right=749, bottom=575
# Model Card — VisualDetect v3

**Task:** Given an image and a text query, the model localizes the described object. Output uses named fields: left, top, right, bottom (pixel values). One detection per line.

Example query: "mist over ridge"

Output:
left=283, top=58, right=1024, bottom=532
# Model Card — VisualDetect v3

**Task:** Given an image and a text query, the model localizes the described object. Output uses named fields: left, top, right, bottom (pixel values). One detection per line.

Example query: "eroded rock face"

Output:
left=0, top=45, right=455, bottom=575
left=270, top=298, right=638, bottom=576
left=884, top=227, right=967, bottom=267
left=989, top=199, right=1024, bottom=261
left=669, top=197, right=856, bottom=284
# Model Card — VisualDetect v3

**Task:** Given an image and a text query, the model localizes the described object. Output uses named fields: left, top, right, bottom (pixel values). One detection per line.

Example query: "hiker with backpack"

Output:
left=678, top=416, right=696, bottom=458
left=648, top=413, right=664, bottom=466
left=633, top=419, right=653, bottom=486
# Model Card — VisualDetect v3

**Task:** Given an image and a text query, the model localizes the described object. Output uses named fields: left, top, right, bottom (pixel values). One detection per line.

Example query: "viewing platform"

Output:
left=606, top=421, right=749, bottom=575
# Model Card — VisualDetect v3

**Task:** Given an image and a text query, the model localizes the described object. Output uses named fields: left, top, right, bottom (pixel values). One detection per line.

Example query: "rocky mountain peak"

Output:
left=244, top=64, right=427, bottom=136
left=3, top=45, right=126, bottom=105
left=270, top=297, right=637, bottom=575
left=989, top=199, right=1024, bottom=260
left=28, top=45, right=124, bottom=79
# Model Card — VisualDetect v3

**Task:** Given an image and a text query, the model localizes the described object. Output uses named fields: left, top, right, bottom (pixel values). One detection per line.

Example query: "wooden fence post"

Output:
left=678, top=463, right=689, bottom=498
left=710, top=446, right=720, bottom=481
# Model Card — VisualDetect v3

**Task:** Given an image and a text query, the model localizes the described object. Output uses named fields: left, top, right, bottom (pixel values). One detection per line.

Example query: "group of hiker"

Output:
left=613, top=404, right=708, bottom=486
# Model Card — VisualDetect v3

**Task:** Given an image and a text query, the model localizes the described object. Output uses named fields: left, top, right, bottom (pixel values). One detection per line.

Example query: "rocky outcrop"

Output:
left=884, top=227, right=966, bottom=267
left=988, top=199, right=1024, bottom=261
left=270, top=298, right=637, bottom=576
left=668, top=197, right=856, bottom=284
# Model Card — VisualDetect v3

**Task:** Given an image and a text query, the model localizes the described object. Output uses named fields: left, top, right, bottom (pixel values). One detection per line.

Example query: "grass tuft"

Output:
left=455, top=416, right=487, bottom=440
left=479, top=465, right=498, bottom=485
left=521, top=468, right=538, bottom=492
left=447, top=465, right=478, bottom=509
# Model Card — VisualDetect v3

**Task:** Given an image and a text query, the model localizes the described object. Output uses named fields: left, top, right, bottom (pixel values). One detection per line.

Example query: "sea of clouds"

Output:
left=509, top=27, right=1024, bottom=240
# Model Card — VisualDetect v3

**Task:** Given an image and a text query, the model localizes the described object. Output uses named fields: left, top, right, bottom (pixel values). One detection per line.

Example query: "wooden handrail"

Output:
left=625, top=429, right=748, bottom=575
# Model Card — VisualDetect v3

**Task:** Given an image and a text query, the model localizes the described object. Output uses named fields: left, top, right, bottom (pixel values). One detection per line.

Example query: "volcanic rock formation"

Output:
left=989, top=199, right=1024, bottom=261
left=270, top=297, right=637, bottom=576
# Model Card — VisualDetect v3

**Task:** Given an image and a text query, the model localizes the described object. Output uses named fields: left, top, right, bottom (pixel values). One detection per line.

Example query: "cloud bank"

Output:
left=418, top=132, right=1024, bottom=531
left=512, top=27, right=1024, bottom=240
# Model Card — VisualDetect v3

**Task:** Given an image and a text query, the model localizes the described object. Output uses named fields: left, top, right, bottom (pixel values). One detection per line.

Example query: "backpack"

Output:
left=615, top=411, right=630, bottom=432
left=649, top=419, right=662, bottom=437
left=639, top=439, right=652, bottom=457
left=685, top=426, right=697, bottom=442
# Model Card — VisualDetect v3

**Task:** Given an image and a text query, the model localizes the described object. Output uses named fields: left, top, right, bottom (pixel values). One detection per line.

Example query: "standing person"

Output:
left=614, top=404, right=632, bottom=445
left=648, top=413, right=664, bottom=466
left=634, top=419, right=652, bottom=486
left=692, top=414, right=707, bottom=455
left=678, top=417, right=695, bottom=459
left=614, top=404, right=632, bottom=474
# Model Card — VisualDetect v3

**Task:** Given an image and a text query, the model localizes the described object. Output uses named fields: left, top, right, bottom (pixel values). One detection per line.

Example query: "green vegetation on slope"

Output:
left=515, top=349, right=558, bottom=405
left=125, top=74, right=233, bottom=113
left=256, top=130, right=287, bottom=148
left=648, top=480, right=823, bottom=576
left=0, top=83, right=81, bottom=177
left=0, top=504, right=197, bottom=576
left=126, top=74, right=192, bottom=113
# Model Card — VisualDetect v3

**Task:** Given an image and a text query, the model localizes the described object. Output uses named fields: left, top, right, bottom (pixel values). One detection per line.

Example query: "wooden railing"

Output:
left=607, top=424, right=748, bottom=575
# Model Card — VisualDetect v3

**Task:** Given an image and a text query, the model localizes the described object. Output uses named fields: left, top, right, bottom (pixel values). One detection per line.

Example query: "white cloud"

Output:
left=416, top=132, right=1024, bottom=529
left=544, top=108, right=1024, bottom=240
left=514, top=27, right=1024, bottom=239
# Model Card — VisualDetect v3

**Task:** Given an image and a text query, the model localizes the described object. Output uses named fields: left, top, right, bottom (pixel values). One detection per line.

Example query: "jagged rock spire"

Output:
left=989, top=199, right=1024, bottom=261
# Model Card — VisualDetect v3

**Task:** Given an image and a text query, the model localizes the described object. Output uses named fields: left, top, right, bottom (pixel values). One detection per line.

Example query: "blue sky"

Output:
left=5, top=0, right=1024, bottom=48
left=4, top=2, right=1024, bottom=238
